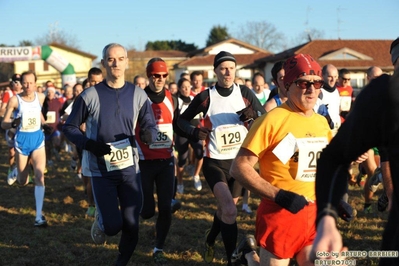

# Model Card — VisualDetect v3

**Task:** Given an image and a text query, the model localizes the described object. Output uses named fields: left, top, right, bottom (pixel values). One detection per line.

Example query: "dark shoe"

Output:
left=34, top=215, right=47, bottom=227
left=153, top=251, right=167, bottom=265
left=171, top=199, right=181, bottom=214
left=91, top=210, right=106, bottom=244
left=231, top=234, right=257, bottom=265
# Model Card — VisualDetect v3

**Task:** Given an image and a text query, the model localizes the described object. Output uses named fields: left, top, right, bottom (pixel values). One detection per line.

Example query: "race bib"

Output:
left=214, top=124, right=248, bottom=155
left=149, top=124, right=173, bottom=149
left=104, top=139, right=134, bottom=172
left=340, top=96, right=352, bottom=112
left=21, top=112, right=41, bottom=131
left=295, top=137, right=328, bottom=182
left=45, top=111, right=56, bottom=124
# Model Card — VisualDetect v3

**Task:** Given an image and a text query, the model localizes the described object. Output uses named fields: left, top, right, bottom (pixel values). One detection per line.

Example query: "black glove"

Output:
left=192, top=127, right=212, bottom=140
left=11, top=117, right=21, bottom=128
left=275, top=189, right=309, bottom=214
left=337, top=200, right=354, bottom=222
left=140, top=129, right=153, bottom=145
left=85, top=139, right=111, bottom=157
left=42, top=124, right=54, bottom=135
left=236, top=106, right=257, bottom=122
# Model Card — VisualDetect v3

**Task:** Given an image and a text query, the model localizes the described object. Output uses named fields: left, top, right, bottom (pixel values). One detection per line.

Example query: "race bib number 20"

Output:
left=295, top=137, right=328, bottom=182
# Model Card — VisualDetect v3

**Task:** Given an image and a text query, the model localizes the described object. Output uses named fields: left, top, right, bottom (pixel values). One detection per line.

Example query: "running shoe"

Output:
left=171, top=199, right=181, bottom=214
left=7, top=167, right=17, bottom=186
left=193, top=175, right=202, bottom=191
left=91, top=210, right=106, bottom=245
left=34, top=215, right=48, bottom=227
left=242, top=204, right=253, bottom=214
left=203, top=229, right=215, bottom=263
left=231, top=234, right=257, bottom=265
left=153, top=251, right=167, bottom=265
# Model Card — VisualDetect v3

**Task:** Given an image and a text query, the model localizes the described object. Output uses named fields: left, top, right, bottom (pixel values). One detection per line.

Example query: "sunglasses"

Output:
left=294, top=79, right=324, bottom=90
left=152, top=73, right=168, bottom=79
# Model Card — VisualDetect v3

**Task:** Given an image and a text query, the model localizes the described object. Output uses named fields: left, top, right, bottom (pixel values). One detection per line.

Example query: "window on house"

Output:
left=43, top=62, right=49, bottom=71
left=29, top=62, right=35, bottom=72
left=330, top=53, right=359, bottom=60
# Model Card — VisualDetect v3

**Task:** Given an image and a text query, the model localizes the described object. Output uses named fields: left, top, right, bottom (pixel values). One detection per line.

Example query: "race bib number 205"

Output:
left=104, top=139, right=134, bottom=172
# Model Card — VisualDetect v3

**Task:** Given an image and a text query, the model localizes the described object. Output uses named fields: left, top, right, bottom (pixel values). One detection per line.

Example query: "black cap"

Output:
left=11, top=74, right=21, bottom=82
left=213, top=51, right=236, bottom=69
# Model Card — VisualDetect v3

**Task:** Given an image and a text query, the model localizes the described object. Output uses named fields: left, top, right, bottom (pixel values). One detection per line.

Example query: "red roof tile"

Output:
left=256, top=40, right=395, bottom=70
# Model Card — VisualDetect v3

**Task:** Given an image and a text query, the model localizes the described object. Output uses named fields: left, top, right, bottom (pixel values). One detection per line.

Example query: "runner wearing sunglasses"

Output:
left=230, top=54, right=334, bottom=266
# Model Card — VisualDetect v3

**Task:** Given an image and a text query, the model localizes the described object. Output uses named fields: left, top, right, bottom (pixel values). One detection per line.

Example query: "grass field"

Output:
left=0, top=135, right=389, bottom=266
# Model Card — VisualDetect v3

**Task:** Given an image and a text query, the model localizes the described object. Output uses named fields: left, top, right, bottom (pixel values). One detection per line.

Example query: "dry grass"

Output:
left=0, top=136, right=388, bottom=265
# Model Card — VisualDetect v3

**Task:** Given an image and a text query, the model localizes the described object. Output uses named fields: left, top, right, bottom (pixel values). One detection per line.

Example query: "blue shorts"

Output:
left=15, top=130, right=45, bottom=156
left=45, top=129, right=61, bottom=141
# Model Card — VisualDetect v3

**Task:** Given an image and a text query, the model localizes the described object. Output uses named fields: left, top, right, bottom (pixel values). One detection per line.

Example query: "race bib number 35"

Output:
left=149, top=124, right=173, bottom=149
left=104, top=139, right=134, bottom=172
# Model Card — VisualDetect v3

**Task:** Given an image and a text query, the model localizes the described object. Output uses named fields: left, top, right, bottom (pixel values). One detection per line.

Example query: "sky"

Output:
left=1, top=0, right=398, bottom=63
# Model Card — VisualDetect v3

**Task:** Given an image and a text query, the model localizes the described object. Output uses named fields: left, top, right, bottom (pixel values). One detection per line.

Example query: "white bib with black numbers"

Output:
left=214, top=124, right=248, bottom=154
left=104, top=138, right=134, bottom=172
left=295, top=137, right=328, bottom=182
left=21, top=111, right=41, bottom=132
left=149, top=124, right=174, bottom=149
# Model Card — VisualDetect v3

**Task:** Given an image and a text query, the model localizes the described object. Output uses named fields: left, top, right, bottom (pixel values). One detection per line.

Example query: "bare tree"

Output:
left=234, top=20, right=287, bottom=52
left=291, top=28, right=325, bottom=46
left=35, top=22, right=80, bottom=49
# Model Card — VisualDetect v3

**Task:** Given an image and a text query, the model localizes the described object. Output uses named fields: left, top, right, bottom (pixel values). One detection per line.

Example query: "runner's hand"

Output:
left=85, top=139, right=111, bottom=157
left=275, top=189, right=309, bottom=214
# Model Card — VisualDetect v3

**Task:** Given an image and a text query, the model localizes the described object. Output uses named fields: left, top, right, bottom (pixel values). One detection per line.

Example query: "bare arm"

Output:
left=263, top=98, right=276, bottom=112
left=381, top=161, right=393, bottom=211
left=310, top=216, right=347, bottom=261
left=230, top=147, right=279, bottom=200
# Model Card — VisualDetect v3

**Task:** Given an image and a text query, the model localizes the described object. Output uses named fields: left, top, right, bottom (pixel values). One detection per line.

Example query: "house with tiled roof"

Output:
left=126, top=50, right=187, bottom=83
left=249, top=39, right=394, bottom=90
left=176, top=38, right=272, bottom=84
left=12, top=42, right=97, bottom=87
left=127, top=38, right=272, bottom=84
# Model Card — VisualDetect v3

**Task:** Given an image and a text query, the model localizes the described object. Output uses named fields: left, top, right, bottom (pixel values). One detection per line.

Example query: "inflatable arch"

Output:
left=0, top=45, right=76, bottom=86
